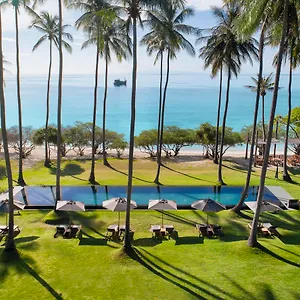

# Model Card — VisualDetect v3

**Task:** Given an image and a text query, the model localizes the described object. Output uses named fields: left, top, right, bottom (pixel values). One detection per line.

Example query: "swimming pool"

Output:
left=14, top=185, right=279, bottom=208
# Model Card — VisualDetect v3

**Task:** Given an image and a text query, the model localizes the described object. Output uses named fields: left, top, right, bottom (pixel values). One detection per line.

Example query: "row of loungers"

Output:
left=248, top=222, right=281, bottom=237
left=0, top=225, right=20, bottom=242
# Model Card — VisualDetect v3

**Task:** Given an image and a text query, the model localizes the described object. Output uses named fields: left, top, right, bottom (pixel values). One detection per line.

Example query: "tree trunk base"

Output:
left=44, top=160, right=51, bottom=168
left=283, top=173, right=292, bottom=182
left=4, top=240, right=16, bottom=252
left=218, top=180, right=226, bottom=186
left=17, top=177, right=26, bottom=186
left=247, top=237, right=258, bottom=247
left=103, top=159, right=110, bottom=167
left=89, top=173, right=95, bottom=184
left=154, top=178, right=161, bottom=185
left=213, top=159, right=218, bottom=164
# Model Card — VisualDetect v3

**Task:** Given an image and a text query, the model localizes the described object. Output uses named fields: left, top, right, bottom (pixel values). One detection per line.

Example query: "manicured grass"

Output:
left=1, top=209, right=300, bottom=299
left=1, top=157, right=300, bottom=199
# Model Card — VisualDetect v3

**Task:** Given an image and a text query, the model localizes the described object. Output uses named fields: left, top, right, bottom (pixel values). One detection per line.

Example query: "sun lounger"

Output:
left=54, top=225, right=82, bottom=239
left=163, top=225, right=175, bottom=239
left=196, top=223, right=208, bottom=237
left=106, top=224, right=119, bottom=240
left=0, top=230, right=5, bottom=243
left=119, top=225, right=134, bottom=241
left=248, top=223, right=269, bottom=237
left=150, top=225, right=162, bottom=238
left=262, top=223, right=281, bottom=237
left=0, top=226, right=20, bottom=241
left=211, top=224, right=224, bottom=237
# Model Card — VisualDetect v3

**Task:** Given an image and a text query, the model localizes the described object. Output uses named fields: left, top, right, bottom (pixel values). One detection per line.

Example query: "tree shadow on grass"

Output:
left=133, top=238, right=162, bottom=247
left=130, top=248, right=240, bottom=300
left=0, top=250, right=63, bottom=299
left=175, top=236, right=203, bottom=245
left=50, top=163, right=86, bottom=182
left=271, top=244, right=300, bottom=258
left=163, top=211, right=197, bottom=227
left=0, top=165, right=7, bottom=180
left=107, top=163, right=153, bottom=184
left=161, top=164, right=215, bottom=184
left=257, top=243, right=300, bottom=268
left=14, top=236, right=39, bottom=244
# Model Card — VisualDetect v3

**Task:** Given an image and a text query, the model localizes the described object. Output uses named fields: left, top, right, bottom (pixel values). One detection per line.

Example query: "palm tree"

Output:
left=248, top=0, right=289, bottom=247
left=245, top=73, right=275, bottom=142
left=145, top=2, right=196, bottom=185
left=73, top=0, right=112, bottom=183
left=213, top=2, right=258, bottom=185
left=0, top=8, right=15, bottom=252
left=121, top=0, right=186, bottom=253
left=140, top=29, right=166, bottom=172
left=198, top=34, right=224, bottom=164
left=56, top=0, right=64, bottom=203
left=232, top=19, right=268, bottom=213
left=30, top=12, right=73, bottom=168
left=83, top=16, right=132, bottom=170
left=0, top=0, right=44, bottom=186
left=270, top=1, right=300, bottom=182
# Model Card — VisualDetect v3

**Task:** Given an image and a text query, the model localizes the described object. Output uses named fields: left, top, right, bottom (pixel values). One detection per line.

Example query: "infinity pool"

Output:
left=14, top=186, right=279, bottom=208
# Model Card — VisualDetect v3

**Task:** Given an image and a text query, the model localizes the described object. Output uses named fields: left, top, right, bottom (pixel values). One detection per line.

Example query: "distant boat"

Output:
left=114, top=79, right=127, bottom=87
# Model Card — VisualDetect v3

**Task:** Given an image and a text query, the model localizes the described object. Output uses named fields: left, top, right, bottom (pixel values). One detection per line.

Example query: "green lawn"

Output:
left=1, top=209, right=300, bottom=299
left=1, top=157, right=300, bottom=199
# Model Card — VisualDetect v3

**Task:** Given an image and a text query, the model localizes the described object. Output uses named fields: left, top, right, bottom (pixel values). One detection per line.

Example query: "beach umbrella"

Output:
left=244, top=201, right=282, bottom=213
left=56, top=200, right=85, bottom=225
left=102, top=198, right=137, bottom=227
left=148, top=199, right=177, bottom=227
left=0, top=199, right=25, bottom=225
left=191, top=198, right=226, bottom=225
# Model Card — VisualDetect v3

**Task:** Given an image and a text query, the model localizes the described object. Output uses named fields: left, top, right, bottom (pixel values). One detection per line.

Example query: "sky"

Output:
left=1, top=0, right=290, bottom=77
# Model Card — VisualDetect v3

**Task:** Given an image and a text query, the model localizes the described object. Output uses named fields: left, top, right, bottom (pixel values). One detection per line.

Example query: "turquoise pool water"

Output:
left=15, top=186, right=278, bottom=207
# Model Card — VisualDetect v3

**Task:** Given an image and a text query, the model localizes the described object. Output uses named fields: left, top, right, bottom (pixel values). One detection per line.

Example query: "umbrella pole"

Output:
left=118, top=211, right=120, bottom=228
left=207, top=213, right=208, bottom=226
left=162, top=210, right=164, bottom=228
left=70, top=212, right=72, bottom=226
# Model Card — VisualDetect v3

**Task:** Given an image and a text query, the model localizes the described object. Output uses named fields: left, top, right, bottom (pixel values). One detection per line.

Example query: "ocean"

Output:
left=3, top=72, right=299, bottom=141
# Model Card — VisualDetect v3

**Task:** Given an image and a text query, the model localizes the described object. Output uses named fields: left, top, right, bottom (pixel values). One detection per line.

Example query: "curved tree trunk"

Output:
left=155, top=51, right=163, bottom=167
left=44, top=40, right=53, bottom=167
left=102, top=52, right=109, bottom=167
left=214, top=64, right=223, bottom=164
left=0, top=9, right=15, bottom=252
left=89, top=42, right=100, bottom=183
left=56, top=0, right=63, bottom=203
left=232, top=24, right=265, bottom=213
left=15, top=8, right=25, bottom=186
left=282, top=46, right=293, bottom=182
left=218, top=67, right=231, bottom=185
left=248, top=0, right=289, bottom=247
left=124, top=15, right=137, bottom=253
left=154, top=49, right=170, bottom=184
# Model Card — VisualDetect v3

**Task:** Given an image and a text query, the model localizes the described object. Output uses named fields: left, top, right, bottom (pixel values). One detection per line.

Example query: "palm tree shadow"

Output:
left=130, top=248, right=241, bottom=300
left=107, top=163, right=153, bottom=184
left=0, top=250, right=63, bottom=299
left=50, top=163, right=86, bottom=182
left=257, top=243, right=300, bottom=268
left=161, top=164, right=215, bottom=183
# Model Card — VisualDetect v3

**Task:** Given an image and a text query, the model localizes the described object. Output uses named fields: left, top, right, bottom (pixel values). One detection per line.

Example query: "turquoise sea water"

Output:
left=3, top=72, right=300, bottom=140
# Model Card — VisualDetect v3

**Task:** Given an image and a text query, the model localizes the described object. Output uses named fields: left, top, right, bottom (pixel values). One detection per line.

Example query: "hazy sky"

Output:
left=1, top=0, right=289, bottom=76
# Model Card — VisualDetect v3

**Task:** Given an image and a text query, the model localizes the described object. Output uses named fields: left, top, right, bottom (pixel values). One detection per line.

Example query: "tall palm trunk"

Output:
left=0, top=9, right=15, bottom=252
left=102, top=51, right=109, bottom=167
left=218, top=67, right=231, bottom=185
left=261, top=93, right=266, bottom=141
left=56, top=0, right=63, bottom=202
left=155, top=51, right=163, bottom=172
left=154, top=49, right=170, bottom=184
left=124, top=15, right=137, bottom=253
left=89, top=41, right=100, bottom=183
left=248, top=0, right=289, bottom=247
left=213, top=64, right=223, bottom=164
left=232, top=23, right=266, bottom=213
left=44, top=40, right=53, bottom=167
left=15, top=8, right=25, bottom=186
left=282, top=45, right=293, bottom=182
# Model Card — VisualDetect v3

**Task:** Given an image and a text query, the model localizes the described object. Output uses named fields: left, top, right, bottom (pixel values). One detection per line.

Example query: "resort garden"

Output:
left=1, top=0, right=300, bottom=299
